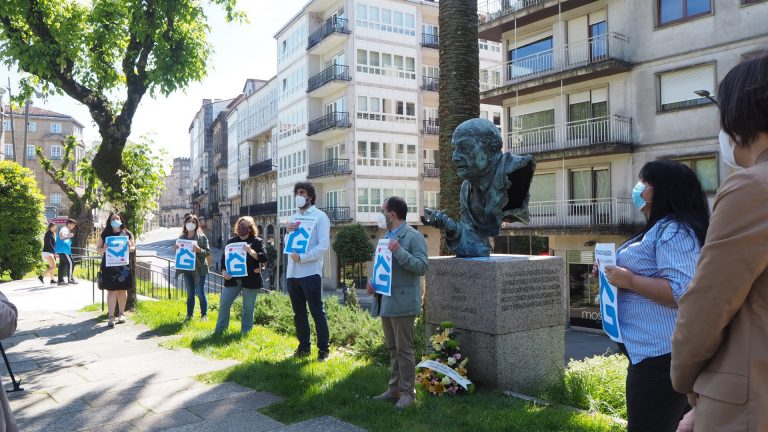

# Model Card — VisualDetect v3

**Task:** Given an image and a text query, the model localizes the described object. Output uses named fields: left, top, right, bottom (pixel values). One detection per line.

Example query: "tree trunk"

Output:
left=91, top=129, right=129, bottom=193
left=72, top=204, right=95, bottom=253
left=439, top=0, right=480, bottom=255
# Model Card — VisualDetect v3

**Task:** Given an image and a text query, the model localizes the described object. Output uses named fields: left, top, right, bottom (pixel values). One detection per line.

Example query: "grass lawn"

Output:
left=129, top=296, right=626, bottom=432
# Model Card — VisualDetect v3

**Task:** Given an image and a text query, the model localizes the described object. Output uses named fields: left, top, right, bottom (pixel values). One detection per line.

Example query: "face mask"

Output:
left=237, top=226, right=250, bottom=237
left=376, top=212, right=388, bottom=229
left=631, top=182, right=651, bottom=211
left=719, top=129, right=740, bottom=168
left=110, top=220, right=122, bottom=229
left=185, top=223, right=196, bottom=232
left=295, top=195, right=307, bottom=209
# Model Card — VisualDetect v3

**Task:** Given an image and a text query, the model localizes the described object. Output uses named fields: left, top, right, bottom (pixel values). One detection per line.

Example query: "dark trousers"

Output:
left=57, top=253, right=73, bottom=283
left=287, top=275, right=329, bottom=353
left=620, top=345, right=689, bottom=432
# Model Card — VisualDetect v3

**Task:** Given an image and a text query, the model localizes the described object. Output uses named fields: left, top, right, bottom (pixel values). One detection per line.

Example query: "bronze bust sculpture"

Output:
left=422, top=118, right=536, bottom=257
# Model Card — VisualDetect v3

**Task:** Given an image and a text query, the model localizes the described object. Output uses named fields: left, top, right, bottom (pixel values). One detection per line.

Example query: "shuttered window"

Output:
left=659, top=64, right=715, bottom=111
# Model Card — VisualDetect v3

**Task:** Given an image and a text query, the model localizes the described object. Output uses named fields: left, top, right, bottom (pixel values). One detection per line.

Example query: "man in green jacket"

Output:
left=367, top=196, right=429, bottom=409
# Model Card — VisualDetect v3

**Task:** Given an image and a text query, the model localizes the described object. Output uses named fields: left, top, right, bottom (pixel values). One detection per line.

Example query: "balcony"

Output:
left=504, top=198, right=636, bottom=234
left=307, top=158, right=352, bottom=179
left=210, top=202, right=219, bottom=215
left=480, top=33, right=631, bottom=102
left=422, top=119, right=440, bottom=135
left=307, top=17, right=350, bottom=54
left=307, top=64, right=351, bottom=97
left=191, top=189, right=205, bottom=202
left=506, top=115, right=632, bottom=159
left=422, top=163, right=440, bottom=178
left=307, top=112, right=351, bottom=137
left=249, top=158, right=274, bottom=177
left=478, top=0, right=599, bottom=41
left=320, top=206, right=353, bottom=223
left=240, top=202, right=278, bottom=216
left=421, top=76, right=439, bottom=92
left=421, top=33, right=439, bottom=49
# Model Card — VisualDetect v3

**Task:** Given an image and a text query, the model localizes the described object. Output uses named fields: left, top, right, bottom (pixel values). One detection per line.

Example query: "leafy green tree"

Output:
left=439, top=0, right=479, bottom=254
left=0, top=0, right=242, bottom=195
left=333, top=224, right=375, bottom=291
left=36, top=135, right=101, bottom=252
left=0, top=161, right=45, bottom=279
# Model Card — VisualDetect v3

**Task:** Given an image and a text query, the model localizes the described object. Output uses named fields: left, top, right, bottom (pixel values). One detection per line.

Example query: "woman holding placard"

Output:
left=214, top=216, right=268, bottom=335
left=173, top=214, right=211, bottom=321
left=97, top=212, right=136, bottom=328
left=599, top=160, right=709, bottom=432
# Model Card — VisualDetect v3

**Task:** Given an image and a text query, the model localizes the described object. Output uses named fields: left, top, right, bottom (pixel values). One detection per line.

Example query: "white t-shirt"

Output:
left=59, top=227, right=72, bottom=239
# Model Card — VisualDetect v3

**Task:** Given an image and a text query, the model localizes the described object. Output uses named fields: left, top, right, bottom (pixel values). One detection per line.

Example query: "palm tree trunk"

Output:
left=439, top=0, right=480, bottom=255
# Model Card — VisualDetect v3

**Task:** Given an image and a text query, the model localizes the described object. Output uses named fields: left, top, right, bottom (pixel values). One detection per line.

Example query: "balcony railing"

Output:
left=506, top=198, right=634, bottom=228
left=249, top=158, right=274, bottom=177
left=421, top=33, right=439, bottom=48
left=422, top=163, right=440, bottom=178
left=307, top=158, right=352, bottom=179
left=478, top=0, right=548, bottom=25
left=422, top=119, right=440, bottom=135
left=421, top=76, right=439, bottom=92
left=240, top=202, right=278, bottom=216
left=307, top=64, right=351, bottom=93
left=191, top=189, right=205, bottom=201
left=210, top=202, right=219, bottom=214
left=320, top=206, right=353, bottom=223
left=308, top=112, right=351, bottom=136
left=307, top=17, right=350, bottom=50
left=506, top=115, right=631, bottom=154
left=480, top=33, right=630, bottom=92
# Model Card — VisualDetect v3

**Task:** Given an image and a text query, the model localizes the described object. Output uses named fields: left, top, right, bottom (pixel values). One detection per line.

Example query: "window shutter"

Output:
left=660, top=65, right=715, bottom=105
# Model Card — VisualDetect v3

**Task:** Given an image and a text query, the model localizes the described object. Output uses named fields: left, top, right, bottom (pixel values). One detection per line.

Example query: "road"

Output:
left=136, top=227, right=224, bottom=269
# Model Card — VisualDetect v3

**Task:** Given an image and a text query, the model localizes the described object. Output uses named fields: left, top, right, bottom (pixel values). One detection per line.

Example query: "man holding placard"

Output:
left=285, top=182, right=331, bottom=362
left=366, top=196, right=428, bottom=409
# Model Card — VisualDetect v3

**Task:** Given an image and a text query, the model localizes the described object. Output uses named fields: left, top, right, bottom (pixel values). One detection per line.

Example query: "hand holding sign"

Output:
left=225, top=242, right=248, bottom=277
left=372, top=239, right=393, bottom=296
left=595, top=243, right=623, bottom=343
left=284, top=217, right=316, bottom=254
left=105, top=236, right=130, bottom=267
left=175, top=239, right=197, bottom=271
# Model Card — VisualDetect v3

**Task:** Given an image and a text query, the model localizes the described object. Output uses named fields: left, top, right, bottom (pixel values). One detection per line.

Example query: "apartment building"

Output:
left=273, top=0, right=503, bottom=288
left=159, top=157, right=192, bottom=228
left=478, top=0, right=768, bottom=329
left=2, top=106, right=86, bottom=218
left=189, top=98, right=233, bottom=235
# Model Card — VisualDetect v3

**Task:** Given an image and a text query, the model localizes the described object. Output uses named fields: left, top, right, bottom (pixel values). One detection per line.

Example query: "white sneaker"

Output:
left=117, top=315, right=126, bottom=324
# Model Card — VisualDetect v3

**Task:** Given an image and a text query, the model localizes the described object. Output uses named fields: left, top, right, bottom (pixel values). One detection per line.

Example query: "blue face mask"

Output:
left=111, top=220, right=122, bottom=229
left=631, top=182, right=652, bottom=211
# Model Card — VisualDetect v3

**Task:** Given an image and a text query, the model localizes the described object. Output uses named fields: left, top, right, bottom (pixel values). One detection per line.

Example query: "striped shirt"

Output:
left=616, top=218, right=700, bottom=364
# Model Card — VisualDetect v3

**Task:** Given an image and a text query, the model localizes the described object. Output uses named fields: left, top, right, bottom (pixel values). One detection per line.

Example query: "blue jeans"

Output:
left=182, top=272, right=208, bottom=318
left=214, top=280, right=258, bottom=334
left=287, top=274, right=329, bottom=353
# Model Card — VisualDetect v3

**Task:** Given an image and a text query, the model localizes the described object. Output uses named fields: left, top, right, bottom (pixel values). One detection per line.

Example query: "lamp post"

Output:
left=0, top=88, right=5, bottom=161
left=694, top=89, right=718, bottom=105
left=21, top=99, right=32, bottom=168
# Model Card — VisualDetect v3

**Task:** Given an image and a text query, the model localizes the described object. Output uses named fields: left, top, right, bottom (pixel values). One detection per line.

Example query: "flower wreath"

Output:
left=416, top=321, right=475, bottom=396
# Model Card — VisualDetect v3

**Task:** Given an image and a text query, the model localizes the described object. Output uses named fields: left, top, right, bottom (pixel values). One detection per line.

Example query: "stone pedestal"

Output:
left=425, top=255, right=565, bottom=393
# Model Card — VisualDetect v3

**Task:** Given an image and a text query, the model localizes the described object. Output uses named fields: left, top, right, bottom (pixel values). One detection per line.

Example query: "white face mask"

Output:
left=295, top=195, right=307, bottom=209
left=185, top=223, right=196, bottom=232
left=719, top=129, right=740, bottom=168
left=376, top=212, right=388, bottom=229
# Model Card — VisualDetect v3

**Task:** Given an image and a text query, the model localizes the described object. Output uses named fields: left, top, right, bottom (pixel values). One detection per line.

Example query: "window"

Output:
left=51, top=145, right=63, bottom=160
left=2, top=119, right=10, bottom=130
left=673, top=155, right=718, bottom=193
left=51, top=123, right=62, bottom=134
left=51, top=193, right=61, bottom=206
left=4, top=144, right=12, bottom=157
left=27, top=121, right=37, bottom=132
left=658, top=0, right=711, bottom=26
left=424, top=191, right=440, bottom=209
left=529, top=173, right=556, bottom=216
left=26, top=145, right=35, bottom=159
left=659, top=64, right=715, bottom=111
left=508, top=37, right=553, bottom=78
left=570, top=168, right=610, bottom=201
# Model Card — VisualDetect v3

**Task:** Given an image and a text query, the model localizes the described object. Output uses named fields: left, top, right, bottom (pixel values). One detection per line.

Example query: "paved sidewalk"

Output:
left=0, top=279, right=363, bottom=432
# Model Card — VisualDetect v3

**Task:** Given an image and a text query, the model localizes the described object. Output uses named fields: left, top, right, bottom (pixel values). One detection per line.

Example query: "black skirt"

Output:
left=99, top=256, right=132, bottom=291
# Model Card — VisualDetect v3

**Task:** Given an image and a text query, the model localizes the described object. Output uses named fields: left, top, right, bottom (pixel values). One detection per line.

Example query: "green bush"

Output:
left=343, top=278, right=359, bottom=308
left=542, top=354, right=628, bottom=419
left=0, top=161, right=46, bottom=279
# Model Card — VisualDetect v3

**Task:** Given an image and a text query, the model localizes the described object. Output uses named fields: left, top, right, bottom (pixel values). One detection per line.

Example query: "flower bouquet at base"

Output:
left=416, top=321, right=475, bottom=396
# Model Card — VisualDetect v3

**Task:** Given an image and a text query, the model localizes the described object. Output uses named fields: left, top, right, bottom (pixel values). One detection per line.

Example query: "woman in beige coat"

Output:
left=671, top=55, right=768, bottom=431
left=0, top=291, right=18, bottom=432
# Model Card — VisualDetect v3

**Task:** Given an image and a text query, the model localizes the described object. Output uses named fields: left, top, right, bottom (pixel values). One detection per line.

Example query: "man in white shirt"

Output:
left=286, top=182, right=331, bottom=361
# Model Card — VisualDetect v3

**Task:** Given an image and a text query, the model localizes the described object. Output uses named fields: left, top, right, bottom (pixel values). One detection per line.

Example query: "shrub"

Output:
left=542, top=354, right=628, bottom=419
left=343, top=278, right=359, bottom=309
left=0, top=161, right=46, bottom=279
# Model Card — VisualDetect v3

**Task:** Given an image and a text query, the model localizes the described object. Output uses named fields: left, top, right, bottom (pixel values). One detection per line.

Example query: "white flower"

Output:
left=447, top=357, right=457, bottom=366
left=441, top=376, right=452, bottom=386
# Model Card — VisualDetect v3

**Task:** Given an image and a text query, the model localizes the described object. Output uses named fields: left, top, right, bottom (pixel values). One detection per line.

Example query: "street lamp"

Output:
left=21, top=99, right=32, bottom=167
left=694, top=90, right=718, bottom=105
left=0, top=88, right=5, bottom=161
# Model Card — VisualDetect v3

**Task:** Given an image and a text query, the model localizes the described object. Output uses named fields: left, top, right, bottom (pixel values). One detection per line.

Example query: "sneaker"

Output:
left=107, top=317, right=115, bottom=328
left=394, top=393, right=415, bottom=410
left=38, top=275, right=45, bottom=284
left=69, top=279, right=78, bottom=285
left=200, top=316, right=208, bottom=322
left=372, top=390, right=400, bottom=402
left=292, top=348, right=311, bottom=358
left=117, top=315, right=126, bottom=324
left=58, top=281, right=68, bottom=286
left=317, top=351, right=330, bottom=362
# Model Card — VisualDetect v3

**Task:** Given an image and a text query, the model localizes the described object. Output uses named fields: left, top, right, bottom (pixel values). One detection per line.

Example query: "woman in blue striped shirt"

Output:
left=603, top=160, right=710, bottom=432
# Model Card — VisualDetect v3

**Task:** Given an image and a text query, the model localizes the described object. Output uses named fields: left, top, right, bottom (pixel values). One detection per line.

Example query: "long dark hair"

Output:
left=635, top=160, right=709, bottom=246
left=101, top=212, right=131, bottom=238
